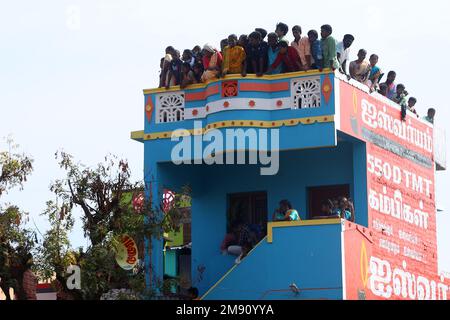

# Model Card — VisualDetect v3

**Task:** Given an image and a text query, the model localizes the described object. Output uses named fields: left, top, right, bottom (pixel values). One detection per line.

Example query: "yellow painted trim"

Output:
left=200, top=236, right=268, bottom=300
left=131, top=130, right=144, bottom=141
left=267, top=219, right=342, bottom=243
left=131, top=115, right=334, bottom=141
left=143, top=69, right=333, bottom=94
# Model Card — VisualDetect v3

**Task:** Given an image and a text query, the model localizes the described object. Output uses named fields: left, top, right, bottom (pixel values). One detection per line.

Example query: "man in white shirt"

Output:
left=336, top=34, right=354, bottom=78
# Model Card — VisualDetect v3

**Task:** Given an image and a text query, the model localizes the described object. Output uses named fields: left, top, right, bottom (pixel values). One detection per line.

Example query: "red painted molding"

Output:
left=240, top=82, right=289, bottom=93
left=185, top=84, right=220, bottom=101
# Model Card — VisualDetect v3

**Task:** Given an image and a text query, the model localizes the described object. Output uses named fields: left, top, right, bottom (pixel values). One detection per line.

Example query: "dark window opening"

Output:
left=308, top=184, right=350, bottom=219
left=227, top=191, right=268, bottom=241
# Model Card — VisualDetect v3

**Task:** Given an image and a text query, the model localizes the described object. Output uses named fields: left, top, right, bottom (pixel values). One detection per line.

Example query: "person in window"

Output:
left=273, top=200, right=300, bottom=222
left=349, top=49, right=371, bottom=84
left=320, top=24, right=338, bottom=70
left=201, top=44, right=223, bottom=82
left=221, top=34, right=247, bottom=77
left=266, top=40, right=302, bottom=74
left=308, top=30, right=323, bottom=70
left=337, top=197, right=355, bottom=222
left=222, top=220, right=251, bottom=256
left=315, top=199, right=340, bottom=219
left=291, top=25, right=311, bottom=71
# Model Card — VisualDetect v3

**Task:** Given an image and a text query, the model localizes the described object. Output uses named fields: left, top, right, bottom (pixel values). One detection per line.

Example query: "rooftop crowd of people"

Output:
left=158, top=22, right=436, bottom=124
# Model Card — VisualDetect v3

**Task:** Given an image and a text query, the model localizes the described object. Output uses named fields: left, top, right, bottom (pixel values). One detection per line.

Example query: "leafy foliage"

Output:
left=0, top=137, right=35, bottom=300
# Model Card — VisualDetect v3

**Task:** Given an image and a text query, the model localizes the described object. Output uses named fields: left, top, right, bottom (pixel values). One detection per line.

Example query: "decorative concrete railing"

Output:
left=145, top=70, right=332, bottom=125
left=132, top=70, right=337, bottom=143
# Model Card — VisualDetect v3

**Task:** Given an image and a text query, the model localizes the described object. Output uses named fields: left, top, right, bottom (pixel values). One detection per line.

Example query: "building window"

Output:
left=307, top=184, right=350, bottom=219
left=227, top=191, right=268, bottom=239
left=291, top=76, right=321, bottom=109
left=156, top=92, right=185, bottom=123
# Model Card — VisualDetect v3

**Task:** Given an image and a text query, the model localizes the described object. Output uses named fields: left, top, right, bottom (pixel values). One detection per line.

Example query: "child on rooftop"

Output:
left=266, top=32, right=282, bottom=75
left=308, top=30, right=323, bottom=70
left=221, top=34, right=247, bottom=77
left=266, top=40, right=302, bottom=74
left=366, top=54, right=382, bottom=93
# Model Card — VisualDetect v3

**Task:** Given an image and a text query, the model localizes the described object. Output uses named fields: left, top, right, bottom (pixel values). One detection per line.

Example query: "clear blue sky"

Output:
left=1, top=0, right=449, bottom=272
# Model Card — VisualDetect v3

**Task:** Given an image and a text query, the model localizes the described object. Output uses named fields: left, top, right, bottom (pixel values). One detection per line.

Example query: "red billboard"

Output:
left=340, top=81, right=449, bottom=300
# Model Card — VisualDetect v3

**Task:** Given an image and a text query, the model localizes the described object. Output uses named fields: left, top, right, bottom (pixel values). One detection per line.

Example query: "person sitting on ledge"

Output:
left=365, top=54, right=383, bottom=93
left=200, top=44, right=223, bottom=82
left=180, top=62, right=197, bottom=89
left=272, top=200, right=300, bottom=222
left=192, top=62, right=204, bottom=83
left=221, top=34, right=247, bottom=78
left=349, top=49, right=370, bottom=84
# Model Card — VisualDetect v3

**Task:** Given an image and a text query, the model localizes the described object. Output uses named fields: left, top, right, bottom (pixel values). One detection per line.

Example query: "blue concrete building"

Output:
left=132, top=70, right=447, bottom=300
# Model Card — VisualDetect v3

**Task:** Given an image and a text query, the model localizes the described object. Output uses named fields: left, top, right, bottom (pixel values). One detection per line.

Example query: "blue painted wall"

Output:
left=151, top=142, right=355, bottom=295
left=203, top=223, right=343, bottom=300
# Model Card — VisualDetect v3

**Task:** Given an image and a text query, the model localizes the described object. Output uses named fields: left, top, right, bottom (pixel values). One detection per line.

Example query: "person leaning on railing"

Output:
left=272, top=200, right=301, bottom=222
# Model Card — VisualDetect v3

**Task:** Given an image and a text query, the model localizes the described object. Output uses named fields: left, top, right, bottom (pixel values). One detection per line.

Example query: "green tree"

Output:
left=0, top=137, right=35, bottom=300
left=46, top=151, right=188, bottom=300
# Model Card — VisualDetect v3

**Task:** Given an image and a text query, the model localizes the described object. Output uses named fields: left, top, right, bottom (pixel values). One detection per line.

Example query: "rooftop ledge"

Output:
left=143, top=69, right=333, bottom=95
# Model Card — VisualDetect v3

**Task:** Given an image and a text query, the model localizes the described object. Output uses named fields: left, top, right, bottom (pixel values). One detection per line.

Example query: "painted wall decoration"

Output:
left=340, top=81, right=449, bottom=300
left=114, top=235, right=139, bottom=271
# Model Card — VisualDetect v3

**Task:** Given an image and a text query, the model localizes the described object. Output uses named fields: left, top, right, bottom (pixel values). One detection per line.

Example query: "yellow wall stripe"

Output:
left=131, top=115, right=334, bottom=141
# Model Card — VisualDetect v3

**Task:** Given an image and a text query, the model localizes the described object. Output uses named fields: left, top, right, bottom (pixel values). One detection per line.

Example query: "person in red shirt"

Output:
left=266, top=40, right=302, bottom=74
